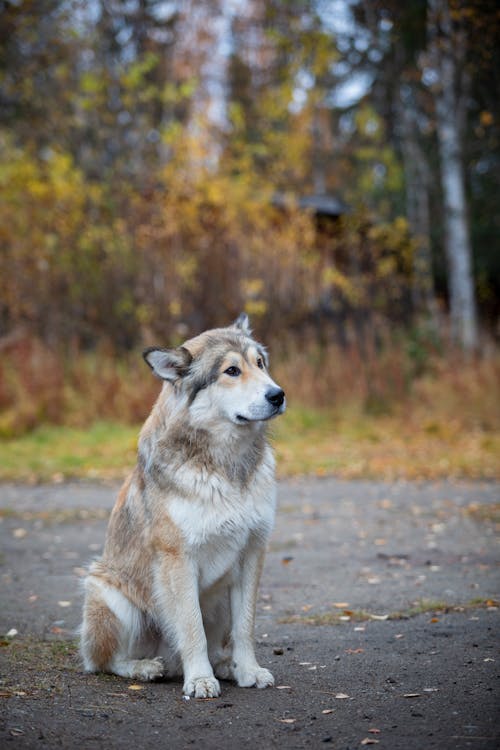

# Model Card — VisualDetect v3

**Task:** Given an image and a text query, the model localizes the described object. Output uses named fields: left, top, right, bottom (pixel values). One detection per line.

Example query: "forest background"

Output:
left=0, top=0, right=499, bottom=481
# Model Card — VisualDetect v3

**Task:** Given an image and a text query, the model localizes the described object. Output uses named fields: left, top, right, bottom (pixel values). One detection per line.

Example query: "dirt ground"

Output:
left=0, top=477, right=499, bottom=749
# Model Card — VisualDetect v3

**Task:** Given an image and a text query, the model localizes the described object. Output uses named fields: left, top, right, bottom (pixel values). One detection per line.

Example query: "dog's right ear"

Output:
left=143, top=346, right=192, bottom=382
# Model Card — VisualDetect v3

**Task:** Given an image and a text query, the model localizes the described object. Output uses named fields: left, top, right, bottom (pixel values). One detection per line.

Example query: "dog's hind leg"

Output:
left=80, top=577, right=164, bottom=681
left=202, top=588, right=232, bottom=680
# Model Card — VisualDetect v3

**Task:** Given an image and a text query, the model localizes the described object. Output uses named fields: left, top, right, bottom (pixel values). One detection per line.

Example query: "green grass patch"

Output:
left=0, top=422, right=138, bottom=482
left=0, top=407, right=498, bottom=482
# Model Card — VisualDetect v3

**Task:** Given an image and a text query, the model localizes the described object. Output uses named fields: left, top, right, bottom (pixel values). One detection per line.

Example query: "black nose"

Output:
left=266, top=387, right=285, bottom=408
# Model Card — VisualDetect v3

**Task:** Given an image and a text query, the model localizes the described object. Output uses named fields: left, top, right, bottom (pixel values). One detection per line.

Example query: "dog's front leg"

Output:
left=154, top=557, right=220, bottom=698
left=230, top=543, right=274, bottom=689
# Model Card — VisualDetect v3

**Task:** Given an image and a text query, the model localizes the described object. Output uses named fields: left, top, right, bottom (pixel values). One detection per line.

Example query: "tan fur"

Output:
left=80, top=316, right=285, bottom=697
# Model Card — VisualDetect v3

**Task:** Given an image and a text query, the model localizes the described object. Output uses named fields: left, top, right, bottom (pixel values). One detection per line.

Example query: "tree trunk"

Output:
left=427, top=0, right=478, bottom=351
left=399, top=85, right=437, bottom=321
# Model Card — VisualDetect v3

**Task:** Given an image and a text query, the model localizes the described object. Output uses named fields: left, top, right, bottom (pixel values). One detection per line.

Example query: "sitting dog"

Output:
left=80, top=314, right=286, bottom=698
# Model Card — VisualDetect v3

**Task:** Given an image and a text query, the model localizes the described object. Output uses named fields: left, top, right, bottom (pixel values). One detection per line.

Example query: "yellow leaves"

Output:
left=322, top=267, right=361, bottom=305
left=245, top=300, right=268, bottom=317
left=479, top=110, right=493, bottom=127
left=121, top=53, right=159, bottom=90
left=80, top=71, right=102, bottom=95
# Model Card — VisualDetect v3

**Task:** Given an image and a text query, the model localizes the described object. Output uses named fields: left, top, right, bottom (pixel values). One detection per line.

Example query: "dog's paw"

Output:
left=135, top=656, right=166, bottom=681
left=183, top=675, right=221, bottom=699
left=113, top=656, right=165, bottom=681
left=235, top=665, right=275, bottom=689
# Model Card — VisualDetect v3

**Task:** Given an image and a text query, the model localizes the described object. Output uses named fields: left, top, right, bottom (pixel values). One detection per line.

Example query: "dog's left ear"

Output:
left=233, top=312, right=252, bottom=336
left=143, top=346, right=192, bottom=382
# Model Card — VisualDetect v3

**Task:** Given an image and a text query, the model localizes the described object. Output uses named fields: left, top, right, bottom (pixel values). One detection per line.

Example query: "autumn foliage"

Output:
left=0, top=1, right=498, bottom=439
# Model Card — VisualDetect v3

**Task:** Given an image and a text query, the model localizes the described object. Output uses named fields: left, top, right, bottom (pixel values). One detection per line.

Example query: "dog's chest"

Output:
left=167, top=470, right=276, bottom=589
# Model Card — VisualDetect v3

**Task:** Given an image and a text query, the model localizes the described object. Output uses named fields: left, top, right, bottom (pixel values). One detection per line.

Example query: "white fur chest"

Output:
left=167, top=456, right=276, bottom=590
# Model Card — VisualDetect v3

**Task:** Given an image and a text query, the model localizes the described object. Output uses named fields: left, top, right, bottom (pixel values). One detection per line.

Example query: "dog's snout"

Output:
left=265, top=387, right=285, bottom=408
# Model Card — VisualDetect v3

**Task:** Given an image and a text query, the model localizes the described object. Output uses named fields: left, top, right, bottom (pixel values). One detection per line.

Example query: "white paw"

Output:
left=235, top=665, right=275, bottom=689
left=135, top=656, right=165, bottom=681
left=183, top=675, right=221, bottom=698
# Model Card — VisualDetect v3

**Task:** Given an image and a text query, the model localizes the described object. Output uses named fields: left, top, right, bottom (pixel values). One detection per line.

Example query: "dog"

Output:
left=80, top=314, right=286, bottom=698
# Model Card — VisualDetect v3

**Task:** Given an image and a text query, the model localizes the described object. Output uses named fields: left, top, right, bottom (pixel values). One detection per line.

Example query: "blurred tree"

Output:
left=425, top=0, right=478, bottom=351
left=0, top=0, right=498, bottom=355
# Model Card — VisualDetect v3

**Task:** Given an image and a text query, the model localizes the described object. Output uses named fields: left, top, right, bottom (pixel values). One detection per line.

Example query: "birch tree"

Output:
left=425, top=0, right=478, bottom=350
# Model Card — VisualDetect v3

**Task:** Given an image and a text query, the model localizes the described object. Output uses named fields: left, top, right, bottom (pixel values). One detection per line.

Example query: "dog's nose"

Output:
left=266, top=387, right=285, bottom=408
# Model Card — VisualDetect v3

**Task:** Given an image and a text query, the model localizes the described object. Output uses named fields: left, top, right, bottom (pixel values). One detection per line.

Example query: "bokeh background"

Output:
left=0, top=0, right=498, bottom=480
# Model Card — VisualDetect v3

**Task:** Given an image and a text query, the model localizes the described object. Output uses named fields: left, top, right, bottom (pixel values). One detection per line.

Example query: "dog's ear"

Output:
left=143, top=346, right=192, bottom=382
left=233, top=312, right=251, bottom=335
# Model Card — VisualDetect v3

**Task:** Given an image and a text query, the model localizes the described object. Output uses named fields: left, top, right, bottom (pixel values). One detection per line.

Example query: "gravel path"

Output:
left=1, top=478, right=498, bottom=749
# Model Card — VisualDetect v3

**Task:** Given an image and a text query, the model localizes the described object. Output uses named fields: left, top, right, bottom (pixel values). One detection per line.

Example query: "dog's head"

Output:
left=143, top=314, right=286, bottom=427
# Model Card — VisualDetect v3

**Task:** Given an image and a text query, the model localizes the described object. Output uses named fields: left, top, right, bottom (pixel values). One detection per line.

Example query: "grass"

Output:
left=0, top=405, right=498, bottom=483
left=0, top=341, right=498, bottom=482
left=271, top=405, right=499, bottom=481
left=279, top=598, right=499, bottom=626
left=0, top=422, right=139, bottom=482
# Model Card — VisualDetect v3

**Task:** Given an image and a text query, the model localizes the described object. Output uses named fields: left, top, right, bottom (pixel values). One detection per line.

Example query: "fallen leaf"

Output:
left=345, top=648, right=364, bottom=654
left=128, top=684, right=143, bottom=691
left=14, top=691, right=26, bottom=697
left=322, top=709, right=334, bottom=714
left=276, top=685, right=291, bottom=690
left=354, top=626, right=366, bottom=632
left=278, top=718, right=296, bottom=724
left=10, top=728, right=25, bottom=737
left=58, top=601, right=72, bottom=608
left=28, top=595, right=38, bottom=603
left=299, top=661, right=312, bottom=666
left=6, top=629, right=18, bottom=638
left=301, top=605, right=313, bottom=612
left=343, top=610, right=354, bottom=616
left=13, top=528, right=27, bottom=539
left=50, top=626, right=66, bottom=635
left=361, top=738, right=379, bottom=745
left=335, top=693, right=350, bottom=699
left=369, top=614, right=389, bottom=621
left=403, top=693, right=421, bottom=698
left=332, top=602, right=350, bottom=608
left=281, top=556, right=294, bottom=565
left=423, top=688, right=438, bottom=692
left=429, top=617, right=439, bottom=623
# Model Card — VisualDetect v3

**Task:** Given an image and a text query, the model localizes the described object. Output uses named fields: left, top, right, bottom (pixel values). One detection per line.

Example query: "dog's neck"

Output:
left=138, top=389, right=269, bottom=489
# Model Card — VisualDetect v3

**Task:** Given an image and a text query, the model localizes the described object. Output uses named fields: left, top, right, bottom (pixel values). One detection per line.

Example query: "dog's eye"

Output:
left=257, top=357, right=264, bottom=370
left=224, top=366, right=241, bottom=377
